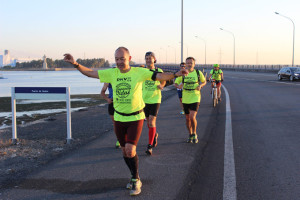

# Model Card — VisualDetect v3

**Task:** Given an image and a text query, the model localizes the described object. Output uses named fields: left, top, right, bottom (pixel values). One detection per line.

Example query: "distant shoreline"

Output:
left=0, top=67, right=110, bottom=71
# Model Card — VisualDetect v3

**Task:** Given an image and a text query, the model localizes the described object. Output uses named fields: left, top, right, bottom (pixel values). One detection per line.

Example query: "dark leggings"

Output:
left=114, top=119, right=144, bottom=147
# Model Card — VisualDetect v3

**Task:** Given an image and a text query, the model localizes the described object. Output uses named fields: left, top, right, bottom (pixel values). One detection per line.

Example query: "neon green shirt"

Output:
left=174, top=77, right=182, bottom=85
left=98, top=67, right=153, bottom=122
left=210, top=69, right=223, bottom=81
left=142, top=67, right=163, bottom=104
left=175, top=70, right=206, bottom=104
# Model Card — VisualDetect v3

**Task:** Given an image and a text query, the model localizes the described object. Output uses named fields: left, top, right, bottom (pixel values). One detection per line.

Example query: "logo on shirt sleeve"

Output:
left=116, top=83, right=131, bottom=98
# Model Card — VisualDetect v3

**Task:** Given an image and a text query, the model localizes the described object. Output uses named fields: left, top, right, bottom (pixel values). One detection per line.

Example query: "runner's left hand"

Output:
left=157, top=85, right=164, bottom=90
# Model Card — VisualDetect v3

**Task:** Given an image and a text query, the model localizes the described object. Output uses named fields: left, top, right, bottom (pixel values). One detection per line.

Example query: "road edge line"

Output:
left=222, top=84, right=237, bottom=200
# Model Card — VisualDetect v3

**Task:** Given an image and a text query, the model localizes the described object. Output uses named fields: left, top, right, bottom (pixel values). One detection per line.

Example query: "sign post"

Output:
left=11, top=87, right=73, bottom=144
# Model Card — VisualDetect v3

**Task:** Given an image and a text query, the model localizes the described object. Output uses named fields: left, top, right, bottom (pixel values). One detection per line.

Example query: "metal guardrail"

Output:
left=132, top=64, right=300, bottom=73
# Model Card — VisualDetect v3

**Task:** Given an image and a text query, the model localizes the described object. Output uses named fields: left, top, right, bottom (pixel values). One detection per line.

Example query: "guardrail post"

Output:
left=11, top=87, right=19, bottom=144
left=66, top=87, right=72, bottom=144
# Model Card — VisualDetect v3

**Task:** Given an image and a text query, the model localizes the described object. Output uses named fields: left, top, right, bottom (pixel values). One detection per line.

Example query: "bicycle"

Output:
left=211, top=80, right=218, bottom=107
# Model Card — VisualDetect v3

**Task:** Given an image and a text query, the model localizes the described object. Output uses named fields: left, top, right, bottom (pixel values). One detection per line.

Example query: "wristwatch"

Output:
left=73, top=62, right=80, bottom=68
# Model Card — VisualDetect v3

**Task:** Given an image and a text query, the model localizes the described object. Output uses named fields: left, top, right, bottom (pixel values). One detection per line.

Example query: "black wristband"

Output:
left=151, top=71, right=158, bottom=81
left=73, top=63, right=80, bottom=68
left=173, top=71, right=178, bottom=78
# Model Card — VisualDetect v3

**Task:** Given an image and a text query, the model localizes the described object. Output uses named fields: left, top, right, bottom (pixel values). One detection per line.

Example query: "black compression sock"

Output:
left=123, top=157, right=133, bottom=176
left=128, top=154, right=139, bottom=179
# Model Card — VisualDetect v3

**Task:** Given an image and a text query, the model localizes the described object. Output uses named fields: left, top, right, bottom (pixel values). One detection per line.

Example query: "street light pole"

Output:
left=195, top=36, right=207, bottom=65
left=181, top=0, right=184, bottom=63
left=220, top=28, right=235, bottom=66
left=275, top=12, right=295, bottom=66
left=179, top=42, right=188, bottom=59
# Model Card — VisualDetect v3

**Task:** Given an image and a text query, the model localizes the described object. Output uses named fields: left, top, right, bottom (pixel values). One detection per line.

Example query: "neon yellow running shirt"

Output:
left=210, top=69, right=223, bottom=81
left=142, top=67, right=163, bottom=104
left=175, top=70, right=206, bottom=104
left=98, top=67, right=153, bottom=122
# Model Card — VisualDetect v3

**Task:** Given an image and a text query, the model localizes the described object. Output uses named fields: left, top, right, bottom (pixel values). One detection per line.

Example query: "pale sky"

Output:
left=0, top=0, right=299, bottom=65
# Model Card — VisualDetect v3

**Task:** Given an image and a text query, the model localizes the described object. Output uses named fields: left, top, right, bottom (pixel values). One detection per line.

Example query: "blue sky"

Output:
left=1, top=0, right=299, bottom=65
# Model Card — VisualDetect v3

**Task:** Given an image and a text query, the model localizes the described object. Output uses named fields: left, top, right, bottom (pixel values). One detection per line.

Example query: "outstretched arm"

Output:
left=156, top=69, right=188, bottom=81
left=63, top=53, right=99, bottom=79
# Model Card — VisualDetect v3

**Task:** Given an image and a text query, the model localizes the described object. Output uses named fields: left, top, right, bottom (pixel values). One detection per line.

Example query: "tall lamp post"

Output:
left=220, top=28, right=235, bottom=66
left=195, top=36, right=207, bottom=65
left=181, top=0, right=184, bottom=62
left=179, top=42, right=188, bottom=59
left=275, top=12, right=295, bottom=66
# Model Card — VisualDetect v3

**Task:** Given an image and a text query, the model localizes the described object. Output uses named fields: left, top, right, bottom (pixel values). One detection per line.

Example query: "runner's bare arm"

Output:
left=196, top=79, right=207, bottom=91
left=156, top=69, right=188, bottom=81
left=157, top=80, right=166, bottom=90
left=174, top=83, right=183, bottom=89
left=63, top=54, right=99, bottom=79
left=100, top=83, right=112, bottom=103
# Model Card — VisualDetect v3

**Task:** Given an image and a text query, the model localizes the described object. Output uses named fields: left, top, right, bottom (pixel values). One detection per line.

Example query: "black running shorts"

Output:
left=108, top=102, right=114, bottom=116
left=183, top=102, right=200, bottom=114
left=144, top=103, right=161, bottom=117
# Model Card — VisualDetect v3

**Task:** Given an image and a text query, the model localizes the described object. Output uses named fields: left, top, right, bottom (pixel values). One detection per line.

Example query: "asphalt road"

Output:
left=222, top=71, right=300, bottom=200
left=183, top=70, right=300, bottom=200
left=1, top=71, right=300, bottom=200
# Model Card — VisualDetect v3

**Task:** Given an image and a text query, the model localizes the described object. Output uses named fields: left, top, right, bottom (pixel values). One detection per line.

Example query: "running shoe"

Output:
left=115, top=141, right=121, bottom=149
left=126, top=179, right=133, bottom=189
left=152, top=133, right=159, bottom=147
left=187, top=135, right=193, bottom=143
left=145, top=144, right=153, bottom=155
left=192, top=133, right=199, bottom=144
left=180, top=110, right=185, bottom=115
left=130, top=179, right=142, bottom=196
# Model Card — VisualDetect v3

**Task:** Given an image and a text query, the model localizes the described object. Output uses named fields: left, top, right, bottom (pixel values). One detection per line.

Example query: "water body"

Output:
left=0, top=71, right=104, bottom=97
left=0, top=71, right=106, bottom=130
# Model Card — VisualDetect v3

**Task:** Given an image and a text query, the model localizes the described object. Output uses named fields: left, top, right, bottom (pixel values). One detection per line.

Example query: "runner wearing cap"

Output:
left=63, top=47, right=188, bottom=196
left=174, top=62, right=186, bottom=115
left=143, top=51, right=165, bottom=155
left=208, top=64, right=224, bottom=101
left=175, top=57, right=206, bottom=143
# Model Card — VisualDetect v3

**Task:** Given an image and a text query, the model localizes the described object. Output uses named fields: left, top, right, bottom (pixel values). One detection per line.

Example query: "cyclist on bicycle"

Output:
left=208, top=64, right=224, bottom=101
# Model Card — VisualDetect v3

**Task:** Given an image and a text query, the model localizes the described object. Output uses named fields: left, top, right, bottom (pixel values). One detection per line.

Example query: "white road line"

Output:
left=222, top=85, right=237, bottom=200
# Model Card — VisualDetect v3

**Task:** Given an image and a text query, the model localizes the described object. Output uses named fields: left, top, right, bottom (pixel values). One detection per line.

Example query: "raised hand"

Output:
left=63, top=53, right=75, bottom=64
left=176, top=68, right=189, bottom=77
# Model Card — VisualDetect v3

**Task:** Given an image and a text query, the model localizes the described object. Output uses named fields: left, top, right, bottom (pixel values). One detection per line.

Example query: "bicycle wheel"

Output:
left=213, top=89, right=217, bottom=107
